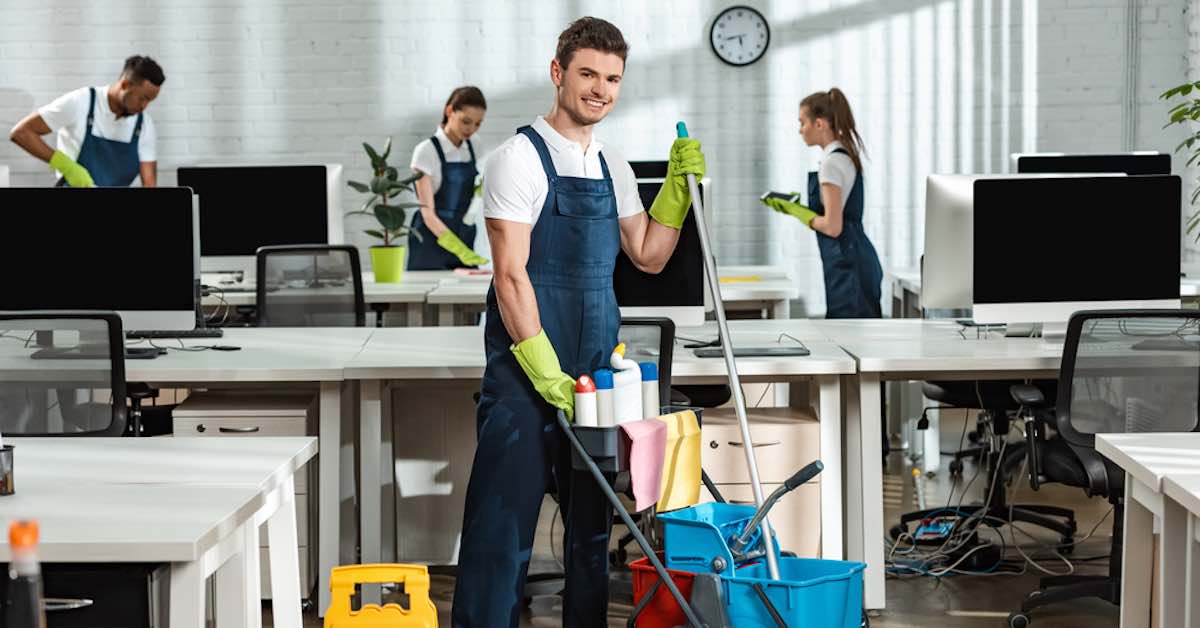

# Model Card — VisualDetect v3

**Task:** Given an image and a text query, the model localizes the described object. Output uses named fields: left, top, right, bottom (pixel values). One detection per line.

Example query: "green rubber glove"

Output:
left=437, top=230, right=489, bottom=267
left=511, top=330, right=576, bottom=422
left=761, top=195, right=818, bottom=227
left=648, top=138, right=707, bottom=229
left=49, top=150, right=95, bottom=188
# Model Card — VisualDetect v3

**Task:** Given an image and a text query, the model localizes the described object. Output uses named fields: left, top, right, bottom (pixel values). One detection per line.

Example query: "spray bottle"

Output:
left=609, top=343, right=643, bottom=424
left=7, top=520, right=46, bottom=628
left=574, top=375, right=598, bottom=427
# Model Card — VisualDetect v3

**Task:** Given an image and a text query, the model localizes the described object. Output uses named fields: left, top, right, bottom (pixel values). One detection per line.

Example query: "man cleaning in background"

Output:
left=9, top=55, right=164, bottom=187
left=452, top=16, right=706, bottom=628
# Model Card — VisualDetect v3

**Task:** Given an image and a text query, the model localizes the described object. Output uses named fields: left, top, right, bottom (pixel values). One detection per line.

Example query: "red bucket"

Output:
left=629, top=555, right=698, bottom=628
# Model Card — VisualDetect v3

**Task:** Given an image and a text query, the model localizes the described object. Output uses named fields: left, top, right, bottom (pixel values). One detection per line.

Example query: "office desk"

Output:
left=1096, top=433, right=1200, bottom=628
left=822, top=320, right=1061, bottom=611
left=125, top=327, right=372, bottom=615
left=203, top=279, right=438, bottom=326
left=344, top=320, right=854, bottom=580
left=1162, top=474, right=1200, bottom=628
left=1, top=436, right=316, bottom=628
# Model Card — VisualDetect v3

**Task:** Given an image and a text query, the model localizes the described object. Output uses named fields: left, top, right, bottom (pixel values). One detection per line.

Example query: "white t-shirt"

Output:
left=410, top=125, right=480, bottom=193
left=38, top=85, right=157, bottom=175
left=483, top=116, right=643, bottom=226
left=817, top=140, right=857, bottom=193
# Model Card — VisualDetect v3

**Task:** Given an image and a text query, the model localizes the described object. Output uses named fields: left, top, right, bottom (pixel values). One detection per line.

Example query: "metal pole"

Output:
left=676, top=121, right=780, bottom=580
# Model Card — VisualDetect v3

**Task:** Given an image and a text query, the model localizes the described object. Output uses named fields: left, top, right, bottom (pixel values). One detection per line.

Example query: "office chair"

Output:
left=892, top=379, right=1078, bottom=546
left=0, top=311, right=128, bottom=437
left=1005, top=309, right=1200, bottom=627
left=522, top=317, right=678, bottom=605
left=256, top=244, right=366, bottom=327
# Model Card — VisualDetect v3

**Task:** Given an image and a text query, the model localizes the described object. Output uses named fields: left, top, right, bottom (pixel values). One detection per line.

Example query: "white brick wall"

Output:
left=0, top=0, right=1192, bottom=314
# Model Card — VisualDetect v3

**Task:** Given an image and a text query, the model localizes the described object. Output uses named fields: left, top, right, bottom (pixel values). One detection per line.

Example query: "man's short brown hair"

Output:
left=555, top=17, right=628, bottom=70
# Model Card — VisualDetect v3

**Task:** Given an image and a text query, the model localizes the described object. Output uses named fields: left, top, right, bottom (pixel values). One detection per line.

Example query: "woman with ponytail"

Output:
left=763, top=87, right=883, bottom=318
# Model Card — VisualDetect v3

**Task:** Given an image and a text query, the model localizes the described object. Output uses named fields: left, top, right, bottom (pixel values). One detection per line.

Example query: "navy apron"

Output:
left=808, top=147, right=883, bottom=318
left=57, top=87, right=143, bottom=187
left=407, top=135, right=479, bottom=270
left=451, top=126, right=620, bottom=628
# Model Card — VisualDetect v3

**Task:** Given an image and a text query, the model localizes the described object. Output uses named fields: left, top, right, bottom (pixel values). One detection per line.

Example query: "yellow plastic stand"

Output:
left=325, top=564, right=438, bottom=628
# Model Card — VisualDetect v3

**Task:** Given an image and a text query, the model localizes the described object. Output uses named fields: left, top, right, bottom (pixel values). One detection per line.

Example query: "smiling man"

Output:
left=451, top=16, right=705, bottom=628
left=9, top=55, right=164, bottom=187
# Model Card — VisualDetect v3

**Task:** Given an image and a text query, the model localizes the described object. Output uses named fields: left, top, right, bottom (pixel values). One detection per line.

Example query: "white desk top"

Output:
left=886, top=266, right=1196, bottom=300
left=206, top=279, right=438, bottom=308
left=7, top=437, right=317, bottom=494
left=125, top=327, right=374, bottom=383
left=1164, top=474, right=1200, bottom=519
left=838, top=336, right=1060, bottom=375
left=0, top=436, right=316, bottom=562
left=1095, top=433, right=1200, bottom=492
left=345, top=320, right=854, bottom=380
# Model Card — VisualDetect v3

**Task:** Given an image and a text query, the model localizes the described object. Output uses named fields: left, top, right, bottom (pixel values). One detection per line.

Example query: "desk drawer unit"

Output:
left=700, top=407, right=822, bottom=557
left=173, top=392, right=317, bottom=600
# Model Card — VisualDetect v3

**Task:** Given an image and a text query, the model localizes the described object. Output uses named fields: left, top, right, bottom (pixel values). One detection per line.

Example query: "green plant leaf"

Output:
left=345, top=210, right=374, bottom=218
left=386, top=180, right=414, bottom=194
left=385, top=166, right=399, bottom=181
left=382, top=137, right=392, bottom=161
left=389, top=201, right=423, bottom=209
left=374, top=204, right=408, bottom=231
left=401, top=226, right=422, bottom=242
left=1187, top=151, right=1200, bottom=168
left=370, top=175, right=394, bottom=195
left=364, top=142, right=386, bottom=170
left=347, top=180, right=371, bottom=194
left=359, top=196, right=377, bottom=213
left=399, top=171, right=423, bottom=186
left=364, top=229, right=387, bottom=240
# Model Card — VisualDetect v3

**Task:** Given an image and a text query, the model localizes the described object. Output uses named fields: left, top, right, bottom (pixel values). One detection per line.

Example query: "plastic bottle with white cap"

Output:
left=609, top=343, right=643, bottom=425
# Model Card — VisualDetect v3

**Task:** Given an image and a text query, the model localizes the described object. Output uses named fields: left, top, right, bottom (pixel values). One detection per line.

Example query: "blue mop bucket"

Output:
left=659, top=502, right=772, bottom=577
left=723, top=557, right=866, bottom=628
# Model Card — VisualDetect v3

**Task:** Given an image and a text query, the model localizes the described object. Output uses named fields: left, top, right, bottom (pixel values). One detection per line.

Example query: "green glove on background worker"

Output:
left=436, top=230, right=489, bottom=267
left=511, top=330, right=576, bottom=421
left=648, top=138, right=706, bottom=229
left=762, top=194, right=818, bottom=227
left=49, top=150, right=95, bottom=188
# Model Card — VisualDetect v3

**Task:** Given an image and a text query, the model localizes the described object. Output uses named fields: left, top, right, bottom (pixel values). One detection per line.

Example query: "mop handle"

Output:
left=676, top=122, right=781, bottom=581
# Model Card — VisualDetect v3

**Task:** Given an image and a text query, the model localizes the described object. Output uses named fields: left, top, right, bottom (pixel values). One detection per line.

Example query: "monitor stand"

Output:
left=1040, top=322, right=1068, bottom=345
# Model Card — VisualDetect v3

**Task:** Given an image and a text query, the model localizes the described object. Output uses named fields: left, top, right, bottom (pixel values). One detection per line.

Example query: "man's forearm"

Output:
left=10, top=126, right=54, bottom=163
left=495, top=267, right=542, bottom=344
left=621, top=213, right=680, bottom=274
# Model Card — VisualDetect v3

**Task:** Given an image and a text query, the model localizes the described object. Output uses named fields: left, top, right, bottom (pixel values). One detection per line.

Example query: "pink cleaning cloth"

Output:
left=619, top=419, right=667, bottom=512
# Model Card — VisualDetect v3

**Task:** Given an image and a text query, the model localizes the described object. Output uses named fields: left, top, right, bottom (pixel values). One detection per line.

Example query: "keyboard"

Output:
left=126, top=328, right=224, bottom=339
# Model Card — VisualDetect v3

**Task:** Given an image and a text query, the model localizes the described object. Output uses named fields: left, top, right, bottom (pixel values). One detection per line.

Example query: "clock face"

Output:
left=710, top=6, right=770, bottom=67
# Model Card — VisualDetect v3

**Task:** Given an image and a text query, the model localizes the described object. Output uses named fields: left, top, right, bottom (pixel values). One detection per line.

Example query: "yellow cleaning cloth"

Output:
left=655, top=409, right=702, bottom=512
left=719, top=275, right=763, bottom=284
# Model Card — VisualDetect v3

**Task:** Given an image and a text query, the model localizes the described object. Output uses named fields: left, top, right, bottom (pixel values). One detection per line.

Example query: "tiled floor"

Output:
left=273, top=410, right=1120, bottom=627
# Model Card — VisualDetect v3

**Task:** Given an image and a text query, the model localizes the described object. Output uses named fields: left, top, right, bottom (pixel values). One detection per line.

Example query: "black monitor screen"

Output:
left=0, top=188, right=195, bottom=311
left=973, top=176, right=1180, bottom=304
left=178, top=165, right=328, bottom=256
left=613, top=181, right=704, bottom=308
left=1016, top=153, right=1171, bottom=176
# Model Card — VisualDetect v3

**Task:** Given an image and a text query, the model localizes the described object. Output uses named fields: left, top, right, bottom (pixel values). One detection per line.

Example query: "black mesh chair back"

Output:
left=1056, top=310, right=1200, bottom=447
left=256, top=245, right=366, bottom=327
left=0, top=311, right=127, bottom=436
left=618, top=317, right=676, bottom=407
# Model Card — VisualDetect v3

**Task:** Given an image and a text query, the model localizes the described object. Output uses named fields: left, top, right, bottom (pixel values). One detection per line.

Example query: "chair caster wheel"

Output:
left=861, top=610, right=870, bottom=627
left=610, top=547, right=628, bottom=567
left=301, top=599, right=314, bottom=613
left=949, top=460, right=964, bottom=476
left=1058, top=536, right=1075, bottom=554
left=1008, top=611, right=1031, bottom=627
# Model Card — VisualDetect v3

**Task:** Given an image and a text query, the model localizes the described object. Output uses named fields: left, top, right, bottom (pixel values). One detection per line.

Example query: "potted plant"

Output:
left=347, top=137, right=423, bottom=282
left=1162, top=80, right=1200, bottom=240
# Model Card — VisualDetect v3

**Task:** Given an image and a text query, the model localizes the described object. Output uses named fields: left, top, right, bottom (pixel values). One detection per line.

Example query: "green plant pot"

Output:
left=370, top=245, right=407, bottom=283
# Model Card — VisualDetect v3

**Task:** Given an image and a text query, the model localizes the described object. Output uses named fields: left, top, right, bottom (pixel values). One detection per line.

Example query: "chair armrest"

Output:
left=1010, top=384, right=1046, bottom=407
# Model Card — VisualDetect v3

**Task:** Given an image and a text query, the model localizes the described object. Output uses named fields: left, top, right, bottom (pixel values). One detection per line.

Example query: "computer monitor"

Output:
left=177, top=164, right=344, bottom=281
left=0, top=187, right=198, bottom=330
left=613, top=176, right=712, bottom=327
left=972, top=176, right=1181, bottom=330
left=1012, top=152, right=1170, bottom=175
left=921, top=173, right=1123, bottom=311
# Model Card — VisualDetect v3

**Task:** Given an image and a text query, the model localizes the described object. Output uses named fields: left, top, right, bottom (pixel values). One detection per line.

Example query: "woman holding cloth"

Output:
left=408, top=86, right=490, bottom=270
left=764, top=88, right=883, bottom=318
